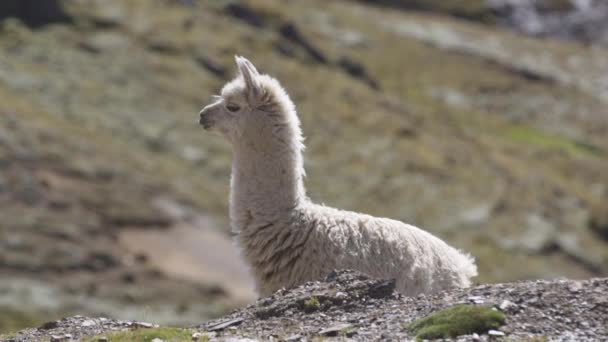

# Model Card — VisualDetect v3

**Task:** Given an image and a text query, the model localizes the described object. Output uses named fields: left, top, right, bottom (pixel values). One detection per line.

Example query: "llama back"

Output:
left=304, top=204, right=477, bottom=296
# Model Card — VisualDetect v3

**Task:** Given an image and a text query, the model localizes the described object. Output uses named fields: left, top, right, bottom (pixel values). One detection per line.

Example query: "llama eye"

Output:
left=226, top=104, right=240, bottom=112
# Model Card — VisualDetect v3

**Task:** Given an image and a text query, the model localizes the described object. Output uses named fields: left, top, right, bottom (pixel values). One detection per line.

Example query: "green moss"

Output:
left=84, top=327, right=204, bottom=342
left=505, top=126, right=605, bottom=157
left=407, top=305, right=505, bottom=340
left=0, top=308, right=45, bottom=335
left=302, top=296, right=321, bottom=313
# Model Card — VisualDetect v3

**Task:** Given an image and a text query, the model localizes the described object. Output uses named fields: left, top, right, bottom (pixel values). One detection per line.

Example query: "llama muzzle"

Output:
left=199, top=109, right=212, bottom=129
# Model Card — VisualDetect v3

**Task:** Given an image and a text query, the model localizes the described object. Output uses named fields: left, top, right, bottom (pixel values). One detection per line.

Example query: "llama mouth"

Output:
left=199, top=117, right=212, bottom=130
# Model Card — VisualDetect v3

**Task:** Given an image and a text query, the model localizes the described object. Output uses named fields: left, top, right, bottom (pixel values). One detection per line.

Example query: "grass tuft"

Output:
left=505, top=126, right=605, bottom=157
left=302, top=296, right=321, bottom=313
left=407, top=305, right=505, bottom=340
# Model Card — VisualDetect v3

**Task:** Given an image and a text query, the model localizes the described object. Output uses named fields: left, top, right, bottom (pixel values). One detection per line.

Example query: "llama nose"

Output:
left=199, top=108, right=210, bottom=127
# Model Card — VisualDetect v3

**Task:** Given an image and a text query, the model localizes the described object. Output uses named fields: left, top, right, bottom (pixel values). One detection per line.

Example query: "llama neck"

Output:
left=230, top=126, right=306, bottom=227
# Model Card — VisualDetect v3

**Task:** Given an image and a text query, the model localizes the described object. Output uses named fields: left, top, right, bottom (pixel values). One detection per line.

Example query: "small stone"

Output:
left=472, top=333, right=480, bottom=341
left=467, top=295, right=485, bottom=304
left=40, top=320, right=60, bottom=330
left=488, top=330, right=505, bottom=337
left=133, top=321, right=154, bottom=328
left=367, top=279, right=396, bottom=298
left=319, top=323, right=353, bottom=337
left=499, top=299, right=516, bottom=311
left=50, top=336, right=62, bottom=342
left=569, top=281, right=583, bottom=293
left=81, top=319, right=96, bottom=327
left=151, top=339, right=164, bottom=342
left=191, top=332, right=202, bottom=341
left=207, top=317, right=245, bottom=331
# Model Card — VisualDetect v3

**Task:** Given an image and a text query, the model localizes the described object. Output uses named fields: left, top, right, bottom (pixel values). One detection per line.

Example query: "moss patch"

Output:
left=0, top=308, right=45, bottom=335
left=505, top=126, right=605, bottom=157
left=84, top=327, right=203, bottom=342
left=302, top=296, right=322, bottom=313
left=407, top=305, right=505, bottom=340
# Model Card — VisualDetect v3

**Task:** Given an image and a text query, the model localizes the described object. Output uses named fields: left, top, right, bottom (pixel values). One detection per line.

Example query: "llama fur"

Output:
left=199, top=56, right=478, bottom=297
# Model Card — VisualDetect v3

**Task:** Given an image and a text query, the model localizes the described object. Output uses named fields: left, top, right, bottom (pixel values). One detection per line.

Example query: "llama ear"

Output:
left=235, top=55, right=262, bottom=99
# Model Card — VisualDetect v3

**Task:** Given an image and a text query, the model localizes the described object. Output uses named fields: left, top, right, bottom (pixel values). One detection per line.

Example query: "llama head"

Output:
left=199, top=56, right=299, bottom=145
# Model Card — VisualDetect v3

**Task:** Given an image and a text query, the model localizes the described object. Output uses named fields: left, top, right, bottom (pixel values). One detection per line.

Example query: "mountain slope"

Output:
left=0, top=0, right=607, bottom=332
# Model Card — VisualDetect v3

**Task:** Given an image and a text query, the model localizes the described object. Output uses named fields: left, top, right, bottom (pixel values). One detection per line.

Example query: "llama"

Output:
left=198, top=56, right=477, bottom=297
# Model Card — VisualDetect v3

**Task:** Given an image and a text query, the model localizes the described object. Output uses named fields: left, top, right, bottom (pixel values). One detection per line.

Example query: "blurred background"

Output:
left=0, top=0, right=607, bottom=334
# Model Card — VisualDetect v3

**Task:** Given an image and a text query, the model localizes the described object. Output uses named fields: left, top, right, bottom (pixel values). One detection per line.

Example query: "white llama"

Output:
left=198, top=56, right=477, bottom=297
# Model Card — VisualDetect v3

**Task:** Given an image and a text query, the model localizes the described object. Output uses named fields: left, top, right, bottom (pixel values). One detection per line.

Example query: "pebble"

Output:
left=81, top=319, right=97, bottom=327
left=133, top=321, right=154, bottom=328
left=488, top=329, right=505, bottom=337
left=499, top=299, right=516, bottom=311
left=40, top=320, right=60, bottom=330
left=191, top=331, right=202, bottom=341
left=569, top=281, right=583, bottom=293
left=151, top=339, right=164, bottom=342
left=319, top=323, right=353, bottom=336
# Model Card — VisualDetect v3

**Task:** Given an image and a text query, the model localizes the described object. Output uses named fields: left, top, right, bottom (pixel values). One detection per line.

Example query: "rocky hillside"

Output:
left=6, top=270, right=608, bottom=341
left=1, top=0, right=607, bottom=334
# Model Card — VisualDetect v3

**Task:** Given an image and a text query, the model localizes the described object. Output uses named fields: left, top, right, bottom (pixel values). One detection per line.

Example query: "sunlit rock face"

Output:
left=489, top=0, right=608, bottom=46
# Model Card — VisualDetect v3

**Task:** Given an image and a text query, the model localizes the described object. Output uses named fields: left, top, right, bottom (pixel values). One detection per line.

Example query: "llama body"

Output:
left=199, top=56, right=477, bottom=297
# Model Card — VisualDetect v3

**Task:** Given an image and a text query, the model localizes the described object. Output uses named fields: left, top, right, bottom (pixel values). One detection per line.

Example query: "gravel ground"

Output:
left=6, top=270, right=607, bottom=341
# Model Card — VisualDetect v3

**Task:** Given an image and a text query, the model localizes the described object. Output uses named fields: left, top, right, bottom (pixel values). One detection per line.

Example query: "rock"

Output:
left=488, top=329, right=505, bottom=337
left=589, top=204, right=608, bottom=241
left=285, top=334, right=302, bottom=341
left=151, top=339, right=164, bottom=342
left=498, top=299, right=516, bottom=311
left=39, top=320, right=60, bottom=330
left=49, top=335, right=72, bottom=342
left=489, top=0, right=608, bottom=46
left=224, top=3, right=265, bottom=28
left=366, top=279, right=395, bottom=298
left=81, top=319, right=96, bottom=327
left=193, top=54, right=227, bottom=78
left=0, top=0, right=71, bottom=27
left=337, top=57, right=380, bottom=90
left=279, top=22, right=328, bottom=64
left=522, top=213, right=557, bottom=253
left=180, top=145, right=208, bottom=164
left=88, top=2, right=127, bottom=28
left=467, top=295, right=485, bottom=304
left=206, top=317, right=245, bottom=332
left=319, top=323, right=353, bottom=337
left=458, top=204, right=492, bottom=225
left=78, top=32, right=130, bottom=54
left=132, top=321, right=154, bottom=328
left=568, top=281, right=583, bottom=293
left=191, top=332, right=202, bottom=341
